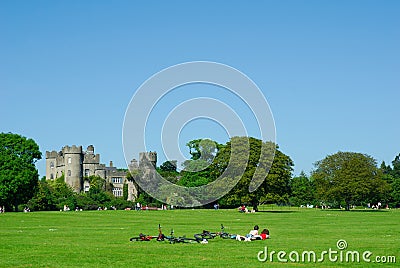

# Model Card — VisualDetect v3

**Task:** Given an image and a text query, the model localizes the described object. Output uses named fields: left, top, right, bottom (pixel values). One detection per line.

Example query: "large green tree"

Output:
left=313, top=152, right=389, bottom=210
left=0, top=133, right=42, bottom=211
left=289, top=171, right=316, bottom=206
left=211, top=137, right=293, bottom=211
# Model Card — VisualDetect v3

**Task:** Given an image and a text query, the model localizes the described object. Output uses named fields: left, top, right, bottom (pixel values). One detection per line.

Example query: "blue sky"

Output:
left=1, top=1, right=399, bottom=177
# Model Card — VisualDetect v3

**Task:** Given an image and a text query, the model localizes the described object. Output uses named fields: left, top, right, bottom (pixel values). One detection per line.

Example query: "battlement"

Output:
left=46, top=151, right=58, bottom=159
left=139, top=151, right=157, bottom=161
left=62, top=145, right=83, bottom=154
left=83, top=153, right=100, bottom=164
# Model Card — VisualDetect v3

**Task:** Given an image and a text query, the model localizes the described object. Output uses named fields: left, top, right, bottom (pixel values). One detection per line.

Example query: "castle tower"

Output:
left=83, top=145, right=101, bottom=177
left=63, top=145, right=83, bottom=193
left=45, top=151, right=58, bottom=180
left=139, top=151, right=157, bottom=168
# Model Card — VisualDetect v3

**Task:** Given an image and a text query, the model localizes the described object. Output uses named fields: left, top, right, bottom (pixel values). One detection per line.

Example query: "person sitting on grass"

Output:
left=251, top=229, right=270, bottom=240
left=236, top=225, right=260, bottom=241
left=238, top=205, right=247, bottom=213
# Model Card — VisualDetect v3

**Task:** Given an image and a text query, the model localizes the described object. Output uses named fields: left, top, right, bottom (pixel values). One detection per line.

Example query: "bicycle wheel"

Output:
left=176, top=237, right=200, bottom=244
left=129, top=234, right=153, bottom=241
left=219, top=232, right=233, bottom=239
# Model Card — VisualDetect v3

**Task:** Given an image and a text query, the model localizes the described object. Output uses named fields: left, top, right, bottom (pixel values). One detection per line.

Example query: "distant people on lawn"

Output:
left=239, top=205, right=247, bottom=213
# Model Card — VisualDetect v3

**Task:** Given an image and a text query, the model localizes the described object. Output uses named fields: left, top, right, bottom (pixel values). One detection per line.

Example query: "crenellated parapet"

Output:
left=83, top=153, right=100, bottom=164
left=62, top=145, right=83, bottom=154
left=46, top=151, right=58, bottom=159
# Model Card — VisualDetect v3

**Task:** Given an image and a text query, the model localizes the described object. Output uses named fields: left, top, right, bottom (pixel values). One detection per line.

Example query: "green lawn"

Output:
left=0, top=207, right=399, bottom=267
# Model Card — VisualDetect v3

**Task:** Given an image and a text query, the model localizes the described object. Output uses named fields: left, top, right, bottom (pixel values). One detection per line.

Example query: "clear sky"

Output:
left=1, top=1, right=399, bottom=177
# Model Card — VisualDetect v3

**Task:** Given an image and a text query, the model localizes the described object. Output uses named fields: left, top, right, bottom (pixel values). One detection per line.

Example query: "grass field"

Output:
left=0, top=207, right=399, bottom=267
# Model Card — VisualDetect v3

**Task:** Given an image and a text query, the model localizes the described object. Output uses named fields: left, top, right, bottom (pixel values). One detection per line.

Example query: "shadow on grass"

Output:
left=257, top=210, right=296, bottom=213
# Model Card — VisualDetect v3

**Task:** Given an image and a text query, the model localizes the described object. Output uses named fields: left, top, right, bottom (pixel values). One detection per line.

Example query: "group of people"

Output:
left=235, top=225, right=270, bottom=241
left=238, top=205, right=256, bottom=213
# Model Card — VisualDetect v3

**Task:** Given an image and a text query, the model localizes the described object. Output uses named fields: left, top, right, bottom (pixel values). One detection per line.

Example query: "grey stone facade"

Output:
left=45, top=145, right=157, bottom=201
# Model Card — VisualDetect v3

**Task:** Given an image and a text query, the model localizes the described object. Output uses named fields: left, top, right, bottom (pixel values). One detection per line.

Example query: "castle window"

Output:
left=50, top=162, right=54, bottom=169
left=67, top=170, right=71, bottom=177
left=112, top=187, right=123, bottom=197
left=50, top=174, right=54, bottom=180
left=68, top=157, right=72, bottom=164
left=84, top=169, right=90, bottom=177
left=112, top=177, right=122, bottom=184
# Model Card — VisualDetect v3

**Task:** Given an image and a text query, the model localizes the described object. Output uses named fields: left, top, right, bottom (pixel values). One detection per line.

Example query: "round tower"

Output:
left=63, top=145, right=83, bottom=193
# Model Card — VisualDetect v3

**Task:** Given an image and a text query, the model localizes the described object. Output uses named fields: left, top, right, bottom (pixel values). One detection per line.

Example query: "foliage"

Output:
left=159, top=160, right=177, bottom=172
left=27, top=180, right=57, bottom=211
left=0, top=133, right=42, bottom=211
left=157, top=161, right=179, bottom=184
left=26, top=174, right=133, bottom=211
left=313, top=152, right=390, bottom=210
left=212, top=137, right=293, bottom=210
left=380, top=154, right=400, bottom=208
left=289, top=171, right=316, bottom=206
left=186, top=138, right=223, bottom=162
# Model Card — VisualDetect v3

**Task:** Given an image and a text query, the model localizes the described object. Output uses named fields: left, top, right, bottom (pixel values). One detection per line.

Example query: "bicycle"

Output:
left=129, top=233, right=155, bottom=241
left=130, top=224, right=165, bottom=242
left=219, top=224, right=234, bottom=239
left=166, top=229, right=204, bottom=244
left=194, top=224, right=234, bottom=240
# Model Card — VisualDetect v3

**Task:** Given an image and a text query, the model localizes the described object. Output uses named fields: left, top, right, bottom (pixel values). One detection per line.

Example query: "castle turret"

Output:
left=45, top=151, right=58, bottom=180
left=139, top=151, right=157, bottom=168
left=63, top=145, right=83, bottom=193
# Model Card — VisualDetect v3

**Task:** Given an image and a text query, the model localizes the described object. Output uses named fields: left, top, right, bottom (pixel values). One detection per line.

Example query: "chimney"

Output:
left=109, top=161, right=113, bottom=167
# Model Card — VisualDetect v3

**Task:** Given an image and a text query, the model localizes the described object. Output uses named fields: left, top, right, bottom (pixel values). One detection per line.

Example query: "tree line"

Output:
left=1, top=132, right=399, bottom=211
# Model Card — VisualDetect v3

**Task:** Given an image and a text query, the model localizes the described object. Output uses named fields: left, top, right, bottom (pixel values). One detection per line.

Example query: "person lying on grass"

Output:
left=235, top=227, right=269, bottom=241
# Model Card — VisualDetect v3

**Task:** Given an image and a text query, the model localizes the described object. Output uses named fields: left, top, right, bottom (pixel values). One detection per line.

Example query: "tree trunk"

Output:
left=345, top=202, right=350, bottom=211
left=251, top=198, right=259, bottom=212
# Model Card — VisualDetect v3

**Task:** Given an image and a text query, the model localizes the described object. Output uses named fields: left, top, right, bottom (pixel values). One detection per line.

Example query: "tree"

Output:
left=0, top=133, right=42, bottom=211
left=313, top=152, right=389, bottom=210
left=27, top=180, right=57, bottom=211
left=211, top=137, right=293, bottom=211
left=390, top=154, right=400, bottom=179
left=186, top=138, right=222, bottom=162
left=289, top=171, right=315, bottom=206
left=380, top=155, right=400, bottom=208
left=160, top=160, right=177, bottom=172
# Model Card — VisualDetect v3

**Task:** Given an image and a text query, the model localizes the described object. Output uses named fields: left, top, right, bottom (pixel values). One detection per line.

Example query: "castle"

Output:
left=45, top=145, right=157, bottom=201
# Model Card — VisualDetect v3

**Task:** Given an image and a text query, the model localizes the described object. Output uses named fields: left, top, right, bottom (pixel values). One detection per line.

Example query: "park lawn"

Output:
left=0, top=207, right=399, bottom=267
